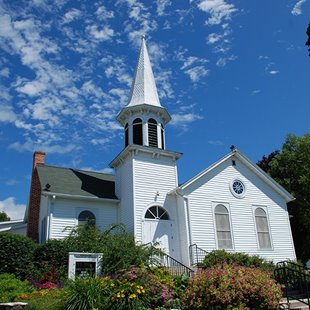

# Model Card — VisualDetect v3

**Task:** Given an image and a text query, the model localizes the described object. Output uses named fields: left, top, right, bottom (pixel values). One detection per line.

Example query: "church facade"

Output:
left=26, top=38, right=296, bottom=266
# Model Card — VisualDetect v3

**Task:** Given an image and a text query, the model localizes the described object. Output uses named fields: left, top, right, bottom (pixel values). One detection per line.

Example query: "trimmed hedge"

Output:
left=0, top=233, right=37, bottom=279
left=200, top=249, right=275, bottom=272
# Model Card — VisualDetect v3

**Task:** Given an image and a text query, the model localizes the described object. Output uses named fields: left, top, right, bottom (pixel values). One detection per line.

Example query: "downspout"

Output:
left=175, top=187, right=193, bottom=262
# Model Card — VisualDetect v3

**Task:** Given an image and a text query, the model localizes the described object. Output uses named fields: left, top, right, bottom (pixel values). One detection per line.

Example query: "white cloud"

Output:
left=0, top=105, right=16, bottom=122
left=208, top=140, right=223, bottom=145
left=96, top=5, right=115, bottom=20
left=197, top=0, right=237, bottom=25
left=0, top=197, right=26, bottom=220
left=8, top=139, right=78, bottom=154
left=251, top=89, right=261, bottom=95
left=291, top=0, right=307, bottom=15
left=269, top=70, right=279, bottom=75
left=216, top=54, right=237, bottom=67
left=62, top=8, right=82, bottom=24
left=170, top=113, right=203, bottom=126
left=156, top=0, right=172, bottom=16
left=185, top=66, right=209, bottom=82
left=0, top=67, right=10, bottom=77
left=87, top=25, right=115, bottom=41
left=90, top=138, right=111, bottom=145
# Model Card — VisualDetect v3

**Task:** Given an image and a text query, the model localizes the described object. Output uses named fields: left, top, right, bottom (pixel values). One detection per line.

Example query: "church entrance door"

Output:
left=142, top=205, right=173, bottom=256
left=142, top=219, right=173, bottom=256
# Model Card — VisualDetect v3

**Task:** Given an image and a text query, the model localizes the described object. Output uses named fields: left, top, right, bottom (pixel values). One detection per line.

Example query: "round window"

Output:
left=230, top=179, right=246, bottom=198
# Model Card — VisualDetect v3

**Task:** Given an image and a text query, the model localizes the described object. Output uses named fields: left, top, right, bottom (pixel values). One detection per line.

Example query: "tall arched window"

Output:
left=161, top=124, right=165, bottom=149
left=145, top=206, right=169, bottom=220
left=133, top=118, right=143, bottom=145
left=124, top=123, right=129, bottom=147
left=78, top=210, right=96, bottom=226
left=148, top=118, right=158, bottom=147
left=214, top=204, right=232, bottom=249
left=255, top=208, right=271, bottom=249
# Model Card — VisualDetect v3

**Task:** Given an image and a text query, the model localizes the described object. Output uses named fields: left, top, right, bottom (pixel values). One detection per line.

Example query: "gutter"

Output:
left=41, top=191, right=120, bottom=203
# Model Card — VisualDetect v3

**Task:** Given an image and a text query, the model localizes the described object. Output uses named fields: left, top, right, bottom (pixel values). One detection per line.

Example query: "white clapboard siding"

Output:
left=183, top=158, right=296, bottom=263
left=115, top=156, right=134, bottom=233
left=133, top=153, right=178, bottom=241
left=50, top=198, right=118, bottom=240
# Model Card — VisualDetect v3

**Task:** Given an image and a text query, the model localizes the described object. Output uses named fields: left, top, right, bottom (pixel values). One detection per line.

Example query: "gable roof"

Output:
left=37, top=165, right=117, bottom=200
left=178, top=149, right=294, bottom=203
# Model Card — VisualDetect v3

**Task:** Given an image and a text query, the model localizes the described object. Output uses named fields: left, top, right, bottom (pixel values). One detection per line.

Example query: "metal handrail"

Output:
left=274, top=261, right=310, bottom=307
left=189, top=244, right=208, bottom=266
left=145, top=244, right=194, bottom=277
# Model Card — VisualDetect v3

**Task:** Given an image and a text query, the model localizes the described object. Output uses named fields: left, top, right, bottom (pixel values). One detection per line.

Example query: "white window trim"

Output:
left=229, top=178, right=246, bottom=199
left=252, top=205, right=273, bottom=251
left=141, top=202, right=172, bottom=222
left=212, top=202, right=234, bottom=250
left=75, top=208, right=98, bottom=226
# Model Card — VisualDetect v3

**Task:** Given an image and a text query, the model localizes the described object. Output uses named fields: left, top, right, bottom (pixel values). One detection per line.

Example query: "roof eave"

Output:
left=116, top=104, right=171, bottom=126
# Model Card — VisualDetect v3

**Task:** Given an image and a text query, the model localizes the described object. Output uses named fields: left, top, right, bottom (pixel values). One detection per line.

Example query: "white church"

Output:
left=25, top=37, right=296, bottom=267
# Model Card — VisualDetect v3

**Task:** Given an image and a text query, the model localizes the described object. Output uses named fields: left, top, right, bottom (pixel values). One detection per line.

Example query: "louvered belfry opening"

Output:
left=133, top=118, right=143, bottom=145
left=148, top=118, right=158, bottom=147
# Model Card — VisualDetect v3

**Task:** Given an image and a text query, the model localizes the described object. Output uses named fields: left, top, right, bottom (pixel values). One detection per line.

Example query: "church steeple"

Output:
left=127, top=36, right=161, bottom=108
left=117, top=37, right=171, bottom=150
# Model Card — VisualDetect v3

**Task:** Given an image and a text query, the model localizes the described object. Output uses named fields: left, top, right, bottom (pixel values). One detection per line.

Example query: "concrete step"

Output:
left=279, top=298, right=310, bottom=309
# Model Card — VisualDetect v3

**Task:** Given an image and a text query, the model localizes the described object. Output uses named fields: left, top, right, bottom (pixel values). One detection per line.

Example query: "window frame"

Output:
left=132, top=118, right=143, bottom=145
left=213, top=203, right=234, bottom=250
left=148, top=118, right=158, bottom=148
left=144, top=205, right=170, bottom=221
left=253, top=206, right=273, bottom=250
left=78, top=210, right=96, bottom=226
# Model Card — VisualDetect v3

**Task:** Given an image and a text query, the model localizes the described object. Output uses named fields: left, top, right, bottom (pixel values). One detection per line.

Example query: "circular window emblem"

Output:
left=230, top=179, right=246, bottom=198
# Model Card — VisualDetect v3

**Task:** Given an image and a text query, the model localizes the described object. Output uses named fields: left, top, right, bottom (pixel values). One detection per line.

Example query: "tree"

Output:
left=0, top=211, right=10, bottom=222
left=257, top=134, right=310, bottom=262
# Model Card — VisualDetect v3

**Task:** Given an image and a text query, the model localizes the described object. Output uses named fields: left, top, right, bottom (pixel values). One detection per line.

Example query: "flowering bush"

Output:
left=30, top=266, right=64, bottom=289
left=116, top=266, right=174, bottom=307
left=181, top=264, right=282, bottom=310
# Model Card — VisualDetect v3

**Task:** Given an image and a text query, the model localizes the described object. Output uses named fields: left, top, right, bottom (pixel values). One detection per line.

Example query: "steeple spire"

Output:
left=127, top=36, right=161, bottom=107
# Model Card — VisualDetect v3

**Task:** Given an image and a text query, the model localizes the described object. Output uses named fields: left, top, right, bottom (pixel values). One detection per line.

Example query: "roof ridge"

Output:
left=38, top=164, right=114, bottom=177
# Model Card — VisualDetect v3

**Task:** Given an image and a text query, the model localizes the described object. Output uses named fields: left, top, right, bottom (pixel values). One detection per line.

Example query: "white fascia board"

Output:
left=109, top=144, right=182, bottom=168
left=41, top=191, right=120, bottom=203
left=179, top=152, right=232, bottom=191
left=234, top=151, right=294, bottom=203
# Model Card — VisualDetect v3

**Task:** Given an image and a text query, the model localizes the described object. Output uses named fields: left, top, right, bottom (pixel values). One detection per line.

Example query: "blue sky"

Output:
left=0, top=0, right=309, bottom=220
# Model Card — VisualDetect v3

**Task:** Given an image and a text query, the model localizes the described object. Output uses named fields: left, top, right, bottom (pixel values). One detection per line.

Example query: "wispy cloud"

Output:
left=0, top=197, right=25, bottom=220
left=86, top=24, right=115, bottom=41
left=156, top=0, right=172, bottom=16
left=291, top=0, right=307, bottom=15
left=197, top=0, right=237, bottom=25
left=62, top=8, right=82, bottom=24
left=170, top=113, right=203, bottom=129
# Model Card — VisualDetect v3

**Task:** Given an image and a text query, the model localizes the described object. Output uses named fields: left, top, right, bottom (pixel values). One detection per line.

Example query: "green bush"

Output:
left=0, top=273, right=33, bottom=302
left=182, top=264, right=282, bottom=310
left=0, top=233, right=37, bottom=279
left=201, top=249, right=275, bottom=272
left=65, top=224, right=154, bottom=273
left=15, top=288, right=65, bottom=310
left=34, top=239, right=71, bottom=279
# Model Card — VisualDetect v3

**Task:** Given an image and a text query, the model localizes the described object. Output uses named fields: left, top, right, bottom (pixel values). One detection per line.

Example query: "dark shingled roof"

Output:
left=37, top=165, right=117, bottom=199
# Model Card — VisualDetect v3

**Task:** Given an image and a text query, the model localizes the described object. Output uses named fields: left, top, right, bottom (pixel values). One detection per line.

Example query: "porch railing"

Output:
left=189, top=243, right=208, bottom=266
left=274, top=260, right=310, bottom=307
left=144, top=243, right=194, bottom=277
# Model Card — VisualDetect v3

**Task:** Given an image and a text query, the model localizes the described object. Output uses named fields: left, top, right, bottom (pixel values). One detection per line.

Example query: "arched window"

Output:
left=255, top=208, right=271, bottom=249
left=148, top=118, right=158, bottom=147
left=124, top=123, right=129, bottom=147
left=78, top=210, right=96, bottom=226
left=133, top=118, right=143, bottom=145
left=214, top=205, right=232, bottom=249
left=145, top=206, right=169, bottom=220
left=161, top=124, right=165, bottom=149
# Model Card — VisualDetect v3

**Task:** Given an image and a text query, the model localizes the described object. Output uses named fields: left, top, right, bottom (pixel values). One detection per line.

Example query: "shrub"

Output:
left=0, top=233, right=37, bottom=279
left=34, top=239, right=71, bottom=277
left=16, top=288, right=66, bottom=310
left=182, top=264, right=282, bottom=310
left=201, top=249, right=275, bottom=272
left=0, top=273, right=33, bottom=302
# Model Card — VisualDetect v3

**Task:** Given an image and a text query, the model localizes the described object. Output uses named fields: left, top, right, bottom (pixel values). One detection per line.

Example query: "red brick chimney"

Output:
left=27, top=151, right=45, bottom=242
